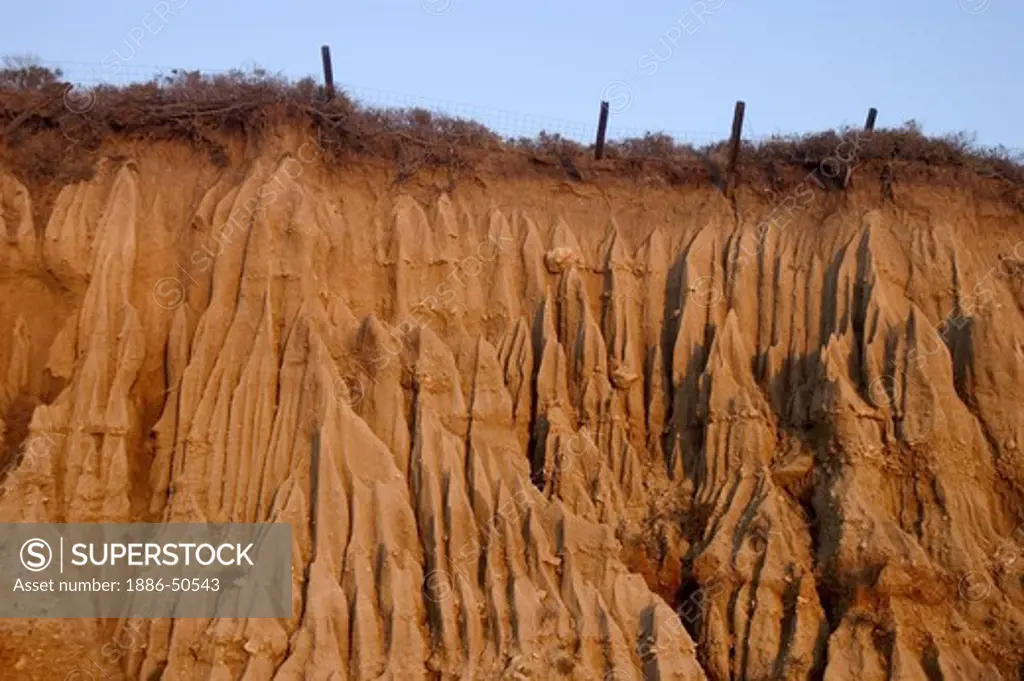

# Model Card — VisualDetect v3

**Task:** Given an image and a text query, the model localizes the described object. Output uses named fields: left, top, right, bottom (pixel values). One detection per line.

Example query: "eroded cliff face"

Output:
left=0, top=134, right=1023, bottom=680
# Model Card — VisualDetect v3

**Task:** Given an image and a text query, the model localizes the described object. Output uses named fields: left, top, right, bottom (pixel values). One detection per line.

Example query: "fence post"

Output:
left=726, top=100, right=746, bottom=195
left=842, top=107, right=878, bottom=189
left=321, top=45, right=335, bottom=101
left=595, top=100, right=610, bottom=160
left=864, top=107, right=878, bottom=132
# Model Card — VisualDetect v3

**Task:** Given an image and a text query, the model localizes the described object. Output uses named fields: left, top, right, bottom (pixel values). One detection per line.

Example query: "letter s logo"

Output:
left=21, top=539, right=52, bottom=572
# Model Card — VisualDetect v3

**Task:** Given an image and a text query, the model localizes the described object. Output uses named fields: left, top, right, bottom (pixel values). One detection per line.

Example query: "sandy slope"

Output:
left=1, top=131, right=1023, bottom=680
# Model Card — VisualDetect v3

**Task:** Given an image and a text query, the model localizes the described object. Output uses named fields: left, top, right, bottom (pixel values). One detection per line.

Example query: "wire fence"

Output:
left=37, top=59, right=740, bottom=149
left=15, top=58, right=1024, bottom=161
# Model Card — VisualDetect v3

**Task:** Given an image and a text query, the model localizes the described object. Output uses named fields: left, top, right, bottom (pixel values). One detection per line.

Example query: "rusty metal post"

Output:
left=726, top=100, right=746, bottom=195
left=865, top=107, right=878, bottom=131
left=321, top=45, right=335, bottom=101
left=595, top=100, right=610, bottom=160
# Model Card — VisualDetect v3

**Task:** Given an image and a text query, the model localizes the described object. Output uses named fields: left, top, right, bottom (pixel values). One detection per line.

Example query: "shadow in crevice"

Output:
left=526, top=299, right=548, bottom=490
left=768, top=352, right=827, bottom=443
left=943, top=310, right=978, bottom=411
left=817, top=241, right=851, bottom=349
left=666, top=325, right=715, bottom=484
left=0, top=393, right=36, bottom=478
left=0, top=370, right=65, bottom=498
left=528, top=415, right=550, bottom=490
left=672, top=576, right=706, bottom=650
left=921, top=637, right=944, bottom=681
left=657, top=253, right=684, bottom=479
left=637, top=603, right=660, bottom=681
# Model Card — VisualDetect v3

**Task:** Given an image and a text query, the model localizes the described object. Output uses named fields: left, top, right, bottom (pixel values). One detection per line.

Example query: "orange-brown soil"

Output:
left=1, top=115, right=1024, bottom=680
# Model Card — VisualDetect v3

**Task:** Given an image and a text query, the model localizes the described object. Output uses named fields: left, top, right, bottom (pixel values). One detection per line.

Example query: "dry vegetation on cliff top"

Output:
left=1, top=60, right=1023, bottom=194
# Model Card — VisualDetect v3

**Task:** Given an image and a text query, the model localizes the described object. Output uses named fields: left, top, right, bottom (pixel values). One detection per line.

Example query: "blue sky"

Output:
left=2, top=0, right=1021, bottom=148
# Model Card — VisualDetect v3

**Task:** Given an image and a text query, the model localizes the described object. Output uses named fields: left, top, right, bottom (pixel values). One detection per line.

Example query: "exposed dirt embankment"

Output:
left=1, top=128, right=1024, bottom=680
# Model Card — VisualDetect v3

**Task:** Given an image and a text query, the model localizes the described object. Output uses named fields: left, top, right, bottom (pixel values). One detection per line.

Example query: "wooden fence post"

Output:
left=321, top=45, right=335, bottom=101
left=864, top=107, right=878, bottom=131
left=595, top=100, right=610, bottom=160
left=726, top=100, right=746, bottom=195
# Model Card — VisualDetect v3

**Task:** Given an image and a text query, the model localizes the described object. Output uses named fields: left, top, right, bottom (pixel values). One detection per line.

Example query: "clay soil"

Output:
left=2, top=77, right=1024, bottom=679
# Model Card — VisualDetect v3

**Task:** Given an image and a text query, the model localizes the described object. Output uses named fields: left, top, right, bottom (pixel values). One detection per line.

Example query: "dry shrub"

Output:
left=1, top=59, right=1022, bottom=193
left=0, top=54, right=64, bottom=90
left=605, top=132, right=701, bottom=162
left=747, top=123, right=1024, bottom=186
left=512, top=132, right=587, bottom=158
